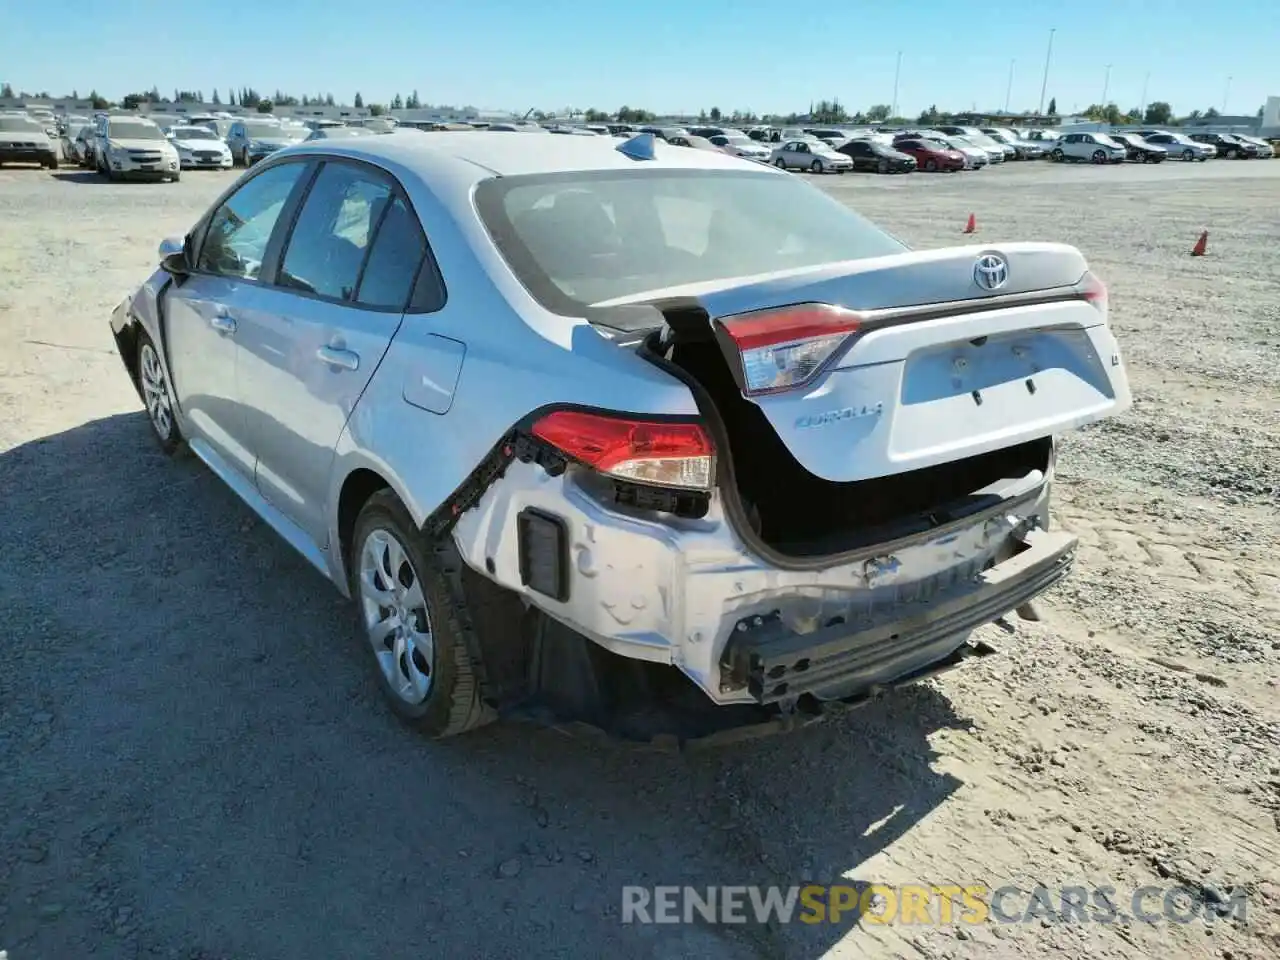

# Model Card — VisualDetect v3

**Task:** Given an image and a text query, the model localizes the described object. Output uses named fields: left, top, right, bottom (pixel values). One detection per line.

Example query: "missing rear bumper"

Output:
left=720, top=528, right=1076, bottom=704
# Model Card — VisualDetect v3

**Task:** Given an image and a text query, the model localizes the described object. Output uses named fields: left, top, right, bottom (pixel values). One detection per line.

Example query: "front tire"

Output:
left=137, top=332, right=183, bottom=455
left=774, top=157, right=787, bottom=169
left=351, top=491, right=492, bottom=738
left=1051, top=148, right=1064, bottom=162
left=1182, top=148, right=1194, bottom=161
left=877, top=158, right=889, bottom=174
left=809, top=159, right=823, bottom=174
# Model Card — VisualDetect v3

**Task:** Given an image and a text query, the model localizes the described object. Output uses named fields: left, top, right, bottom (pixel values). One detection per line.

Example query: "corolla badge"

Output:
left=973, top=253, right=1009, bottom=291
left=795, top=402, right=884, bottom=429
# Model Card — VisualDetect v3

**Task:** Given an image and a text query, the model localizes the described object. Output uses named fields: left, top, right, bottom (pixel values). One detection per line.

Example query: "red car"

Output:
left=893, top=137, right=966, bottom=172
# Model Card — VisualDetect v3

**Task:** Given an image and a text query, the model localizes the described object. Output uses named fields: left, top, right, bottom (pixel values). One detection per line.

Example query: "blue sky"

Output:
left=1, top=0, right=1272, bottom=117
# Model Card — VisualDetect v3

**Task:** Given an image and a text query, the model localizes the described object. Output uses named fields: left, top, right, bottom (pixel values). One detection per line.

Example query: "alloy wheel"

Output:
left=139, top=342, right=173, bottom=440
left=359, top=528, right=435, bottom=705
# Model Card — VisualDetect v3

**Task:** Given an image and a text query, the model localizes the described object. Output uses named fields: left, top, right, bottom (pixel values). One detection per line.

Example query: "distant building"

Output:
left=1262, top=96, right=1280, bottom=137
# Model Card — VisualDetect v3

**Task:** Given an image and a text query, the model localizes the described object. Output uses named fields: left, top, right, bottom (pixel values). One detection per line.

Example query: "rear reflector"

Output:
left=517, top=508, right=570, bottom=601
left=717, top=303, right=864, bottom=395
left=530, top=410, right=714, bottom=490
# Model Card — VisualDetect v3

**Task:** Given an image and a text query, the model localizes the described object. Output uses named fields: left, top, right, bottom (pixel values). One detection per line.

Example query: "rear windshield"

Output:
left=475, top=170, right=906, bottom=315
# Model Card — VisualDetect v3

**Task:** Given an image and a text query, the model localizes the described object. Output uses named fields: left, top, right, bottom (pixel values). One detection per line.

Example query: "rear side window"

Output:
left=475, top=170, right=907, bottom=316
left=279, top=162, right=392, bottom=301
left=356, top=196, right=427, bottom=309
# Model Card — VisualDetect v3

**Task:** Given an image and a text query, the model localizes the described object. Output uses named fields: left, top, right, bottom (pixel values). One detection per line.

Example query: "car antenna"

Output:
left=617, top=132, right=657, bottom=161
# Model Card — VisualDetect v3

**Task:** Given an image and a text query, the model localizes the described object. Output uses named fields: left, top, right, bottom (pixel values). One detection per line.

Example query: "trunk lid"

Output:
left=651, top=242, right=1132, bottom=483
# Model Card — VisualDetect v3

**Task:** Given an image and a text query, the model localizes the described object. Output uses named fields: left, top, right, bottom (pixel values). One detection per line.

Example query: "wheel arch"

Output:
left=337, top=467, right=394, bottom=579
left=328, top=455, right=427, bottom=594
left=112, top=316, right=144, bottom=398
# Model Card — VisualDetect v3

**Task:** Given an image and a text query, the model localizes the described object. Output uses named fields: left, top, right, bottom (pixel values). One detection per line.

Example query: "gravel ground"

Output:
left=0, top=158, right=1277, bottom=960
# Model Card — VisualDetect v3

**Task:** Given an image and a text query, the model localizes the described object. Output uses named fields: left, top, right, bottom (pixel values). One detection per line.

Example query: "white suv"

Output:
left=94, top=115, right=181, bottom=182
left=1049, top=132, right=1127, bottom=164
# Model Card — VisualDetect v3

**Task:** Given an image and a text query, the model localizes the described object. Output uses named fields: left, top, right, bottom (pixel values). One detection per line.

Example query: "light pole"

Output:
left=891, top=50, right=902, bottom=120
left=1140, top=71, right=1150, bottom=121
left=1101, top=64, right=1112, bottom=106
left=1037, top=27, right=1056, bottom=115
left=1005, top=59, right=1015, bottom=113
left=1222, top=75, right=1232, bottom=113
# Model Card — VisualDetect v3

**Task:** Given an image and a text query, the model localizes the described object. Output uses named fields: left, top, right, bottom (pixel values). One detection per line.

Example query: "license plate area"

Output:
left=890, top=327, right=1116, bottom=461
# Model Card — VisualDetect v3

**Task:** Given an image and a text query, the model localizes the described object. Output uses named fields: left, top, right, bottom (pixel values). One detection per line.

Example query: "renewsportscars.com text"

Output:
left=621, top=883, right=1248, bottom=926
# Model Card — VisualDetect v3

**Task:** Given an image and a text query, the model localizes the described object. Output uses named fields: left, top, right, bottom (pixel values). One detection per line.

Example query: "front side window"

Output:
left=278, top=162, right=392, bottom=301
left=476, top=170, right=907, bottom=317
left=196, top=162, right=308, bottom=279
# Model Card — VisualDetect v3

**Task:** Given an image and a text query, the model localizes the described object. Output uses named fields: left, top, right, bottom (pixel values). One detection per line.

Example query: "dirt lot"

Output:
left=0, top=157, right=1277, bottom=960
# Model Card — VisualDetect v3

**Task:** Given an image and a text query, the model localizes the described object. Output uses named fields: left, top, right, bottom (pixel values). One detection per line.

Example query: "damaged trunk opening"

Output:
left=642, top=306, right=1053, bottom=560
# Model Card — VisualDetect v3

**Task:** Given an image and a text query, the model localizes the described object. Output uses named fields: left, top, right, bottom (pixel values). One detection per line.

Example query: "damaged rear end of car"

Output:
left=446, top=165, right=1130, bottom=744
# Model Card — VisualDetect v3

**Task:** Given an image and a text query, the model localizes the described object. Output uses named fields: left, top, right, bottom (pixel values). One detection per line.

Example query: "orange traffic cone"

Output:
left=1191, top=231, right=1208, bottom=256
left=963, top=213, right=977, bottom=234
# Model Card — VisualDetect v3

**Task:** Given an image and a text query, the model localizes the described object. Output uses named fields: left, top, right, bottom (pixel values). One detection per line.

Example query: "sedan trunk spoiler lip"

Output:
left=588, top=283, right=1093, bottom=344
left=587, top=242, right=1092, bottom=322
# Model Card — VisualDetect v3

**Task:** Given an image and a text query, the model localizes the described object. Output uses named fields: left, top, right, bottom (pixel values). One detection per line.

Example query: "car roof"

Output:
left=285, top=128, right=763, bottom=180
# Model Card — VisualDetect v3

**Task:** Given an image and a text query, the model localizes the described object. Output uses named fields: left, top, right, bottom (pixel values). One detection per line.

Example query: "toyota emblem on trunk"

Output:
left=974, top=253, right=1009, bottom=291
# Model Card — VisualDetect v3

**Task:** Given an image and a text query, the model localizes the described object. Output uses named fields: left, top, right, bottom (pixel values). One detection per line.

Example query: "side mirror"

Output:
left=158, top=235, right=184, bottom=259
left=161, top=251, right=190, bottom=277
left=159, top=235, right=190, bottom=277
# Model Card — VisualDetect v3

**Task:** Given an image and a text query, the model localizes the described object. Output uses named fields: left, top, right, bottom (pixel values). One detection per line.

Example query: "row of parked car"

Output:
left=603, top=122, right=1274, bottom=175
left=4, top=106, right=1275, bottom=181
left=49, top=111, right=409, bottom=180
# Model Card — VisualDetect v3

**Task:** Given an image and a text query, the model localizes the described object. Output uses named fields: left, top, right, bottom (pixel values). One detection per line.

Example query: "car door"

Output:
left=233, top=158, right=426, bottom=544
left=165, top=159, right=313, bottom=479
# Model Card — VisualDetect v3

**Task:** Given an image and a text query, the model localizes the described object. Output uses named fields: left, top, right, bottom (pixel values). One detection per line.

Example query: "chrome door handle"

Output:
left=316, top=346, right=359, bottom=371
left=209, top=313, right=236, bottom=333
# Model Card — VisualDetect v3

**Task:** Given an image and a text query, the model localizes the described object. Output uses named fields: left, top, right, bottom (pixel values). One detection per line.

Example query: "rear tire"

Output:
left=877, top=158, right=888, bottom=174
left=350, top=491, right=493, bottom=738
left=925, top=159, right=938, bottom=172
left=1092, top=149, right=1106, bottom=164
left=809, top=159, right=823, bottom=174
left=1182, top=148, right=1194, bottom=161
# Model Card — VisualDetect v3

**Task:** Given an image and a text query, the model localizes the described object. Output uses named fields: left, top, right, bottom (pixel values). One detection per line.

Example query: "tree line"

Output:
left=0, top=83, right=1265, bottom=126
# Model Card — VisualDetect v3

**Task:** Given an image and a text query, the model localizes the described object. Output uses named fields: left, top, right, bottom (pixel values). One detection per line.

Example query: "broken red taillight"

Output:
left=716, top=302, right=865, bottom=396
left=531, top=410, right=715, bottom=490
